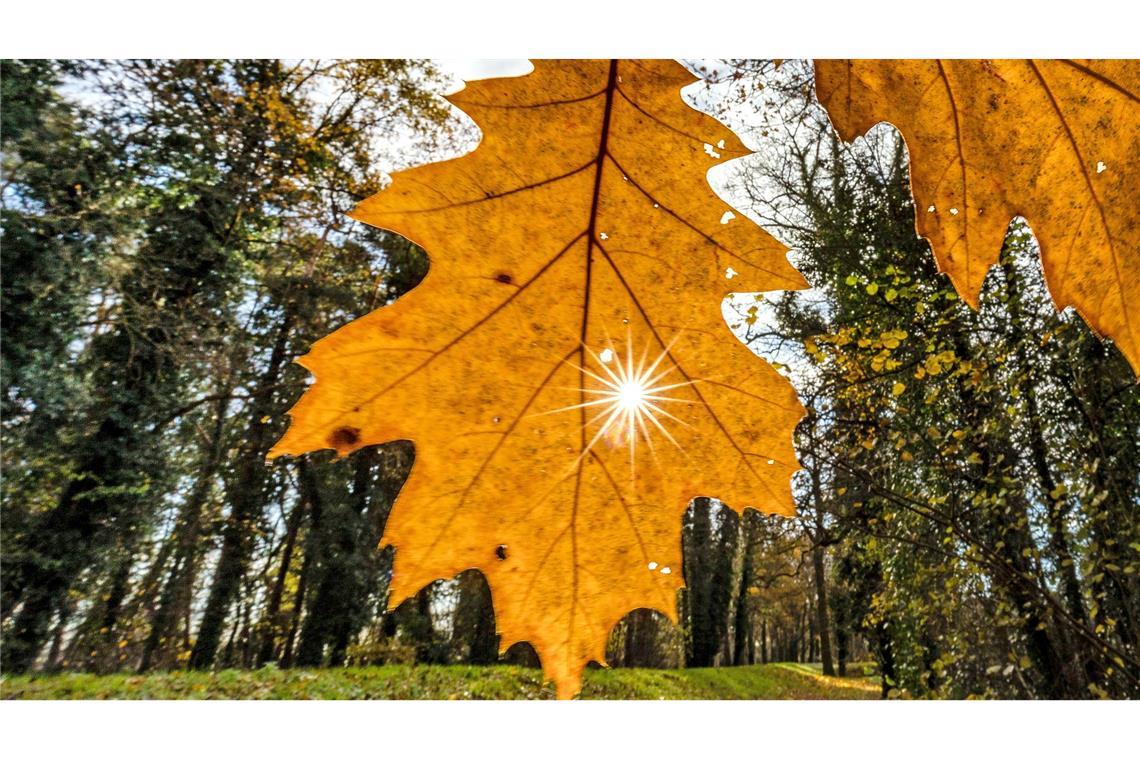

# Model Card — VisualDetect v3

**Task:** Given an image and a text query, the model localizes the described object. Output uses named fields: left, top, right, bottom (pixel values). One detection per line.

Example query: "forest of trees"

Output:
left=2, top=58, right=1137, bottom=699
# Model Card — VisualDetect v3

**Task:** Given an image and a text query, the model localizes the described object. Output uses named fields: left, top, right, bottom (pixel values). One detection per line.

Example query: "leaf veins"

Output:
left=815, top=59, right=1140, bottom=373
left=271, top=59, right=808, bottom=698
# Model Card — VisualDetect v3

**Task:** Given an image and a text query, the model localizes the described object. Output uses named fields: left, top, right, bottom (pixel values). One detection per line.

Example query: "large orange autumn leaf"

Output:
left=270, top=59, right=807, bottom=698
left=815, top=59, right=1140, bottom=372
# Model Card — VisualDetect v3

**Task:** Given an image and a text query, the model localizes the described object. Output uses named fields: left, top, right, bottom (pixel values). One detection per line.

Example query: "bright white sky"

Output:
left=438, top=59, right=533, bottom=91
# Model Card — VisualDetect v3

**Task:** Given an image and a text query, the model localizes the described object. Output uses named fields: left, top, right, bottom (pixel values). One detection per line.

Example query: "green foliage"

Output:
left=723, top=59, right=1140, bottom=699
left=1, top=58, right=458, bottom=673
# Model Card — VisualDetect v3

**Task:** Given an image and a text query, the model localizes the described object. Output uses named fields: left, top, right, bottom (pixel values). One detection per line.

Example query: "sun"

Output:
left=539, top=328, right=697, bottom=479
left=616, top=379, right=648, bottom=412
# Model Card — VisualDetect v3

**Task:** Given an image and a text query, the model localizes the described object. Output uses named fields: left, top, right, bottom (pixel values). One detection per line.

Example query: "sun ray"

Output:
left=642, top=400, right=690, bottom=428
left=532, top=396, right=623, bottom=417
left=643, top=405, right=683, bottom=451
left=543, top=328, right=701, bottom=481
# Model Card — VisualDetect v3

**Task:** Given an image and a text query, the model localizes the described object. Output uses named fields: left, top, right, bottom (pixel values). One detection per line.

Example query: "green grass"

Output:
left=2, top=662, right=880, bottom=700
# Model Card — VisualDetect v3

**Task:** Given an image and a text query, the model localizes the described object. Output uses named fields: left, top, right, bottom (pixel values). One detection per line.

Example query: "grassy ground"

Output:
left=2, top=662, right=880, bottom=700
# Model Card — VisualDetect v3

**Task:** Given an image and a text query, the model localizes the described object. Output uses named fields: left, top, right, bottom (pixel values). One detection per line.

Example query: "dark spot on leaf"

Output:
left=495, top=544, right=509, bottom=561
left=494, top=272, right=513, bottom=284
left=329, top=426, right=360, bottom=449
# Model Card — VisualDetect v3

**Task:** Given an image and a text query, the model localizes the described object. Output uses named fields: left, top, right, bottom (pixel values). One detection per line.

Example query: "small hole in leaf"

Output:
left=660, top=567, right=671, bottom=575
left=1097, top=161, right=1107, bottom=174
left=725, top=267, right=738, bottom=280
left=720, top=211, right=736, bottom=225
left=492, top=416, right=501, bottom=424
left=927, top=205, right=936, bottom=213
left=648, top=561, right=658, bottom=570
left=495, top=544, right=509, bottom=560
left=600, top=232, right=609, bottom=240
left=599, top=348, right=614, bottom=363
left=950, top=207, right=959, bottom=216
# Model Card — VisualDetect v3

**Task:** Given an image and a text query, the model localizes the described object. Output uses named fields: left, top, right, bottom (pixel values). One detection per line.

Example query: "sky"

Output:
left=438, top=59, right=533, bottom=91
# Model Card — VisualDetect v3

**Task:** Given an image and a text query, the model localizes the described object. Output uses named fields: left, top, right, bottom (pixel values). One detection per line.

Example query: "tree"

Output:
left=721, top=58, right=1139, bottom=697
left=682, top=498, right=741, bottom=667
left=2, top=58, right=455, bottom=672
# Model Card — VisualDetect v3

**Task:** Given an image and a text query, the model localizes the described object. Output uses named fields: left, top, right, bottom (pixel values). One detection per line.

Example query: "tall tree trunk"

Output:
left=95, top=546, right=137, bottom=672
left=122, top=529, right=177, bottom=650
left=329, top=449, right=380, bottom=665
left=296, top=448, right=378, bottom=667
left=620, top=609, right=663, bottom=668
left=733, top=516, right=756, bottom=666
left=808, top=462, right=836, bottom=675
left=62, top=529, right=141, bottom=673
left=454, top=570, right=499, bottom=665
left=282, top=458, right=322, bottom=668
left=947, top=322, right=1079, bottom=698
left=190, top=312, right=292, bottom=669
left=683, top=498, right=714, bottom=666
left=45, top=598, right=75, bottom=672
left=1020, top=374, right=1103, bottom=688
left=834, top=596, right=850, bottom=677
left=682, top=498, right=738, bottom=667
left=256, top=480, right=307, bottom=665
left=997, top=493, right=1076, bottom=693
left=1001, top=257, right=1090, bottom=634
left=281, top=548, right=312, bottom=669
left=140, top=394, right=227, bottom=672
left=875, top=618, right=896, bottom=699
left=808, top=605, right=817, bottom=663
left=812, top=546, right=835, bottom=675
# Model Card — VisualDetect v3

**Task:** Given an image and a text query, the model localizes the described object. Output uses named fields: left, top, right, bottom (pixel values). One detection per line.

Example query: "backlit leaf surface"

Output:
left=271, top=59, right=807, bottom=698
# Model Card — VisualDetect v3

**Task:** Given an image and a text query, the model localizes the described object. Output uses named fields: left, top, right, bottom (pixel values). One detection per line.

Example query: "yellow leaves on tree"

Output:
left=815, top=60, right=1140, bottom=373
left=270, top=60, right=807, bottom=698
